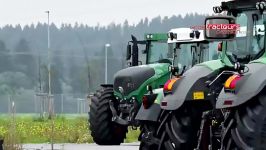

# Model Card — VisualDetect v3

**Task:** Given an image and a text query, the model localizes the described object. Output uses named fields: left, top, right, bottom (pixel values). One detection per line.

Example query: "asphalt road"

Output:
left=22, top=142, right=140, bottom=150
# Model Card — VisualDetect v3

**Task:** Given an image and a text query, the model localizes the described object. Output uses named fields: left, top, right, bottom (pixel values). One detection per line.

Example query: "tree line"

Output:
left=0, top=13, right=207, bottom=96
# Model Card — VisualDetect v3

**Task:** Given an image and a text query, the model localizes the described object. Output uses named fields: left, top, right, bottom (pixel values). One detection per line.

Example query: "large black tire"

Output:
left=222, top=91, right=266, bottom=150
left=157, top=105, right=202, bottom=150
left=139, top=122, right=159, bottom=150
left=89, top=86, right=127, bottom=145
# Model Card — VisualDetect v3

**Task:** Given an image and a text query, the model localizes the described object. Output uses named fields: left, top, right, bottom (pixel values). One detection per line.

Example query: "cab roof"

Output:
left=144, top=33, right=168, bottom=41
left=167, top=28, right=206, bottom=44
left=220, top=0, right=261, bottom=11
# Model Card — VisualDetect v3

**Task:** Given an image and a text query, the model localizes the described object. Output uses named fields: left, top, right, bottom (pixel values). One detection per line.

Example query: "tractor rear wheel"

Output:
left=89, top=86, right=127, bottom=145
left=157, top=105, right=202, bottom=150
left=222, top=91, right=266, bottom=150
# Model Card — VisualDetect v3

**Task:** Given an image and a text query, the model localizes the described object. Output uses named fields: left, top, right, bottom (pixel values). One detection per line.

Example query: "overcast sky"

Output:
left=0, top=0, right=223, bottom=27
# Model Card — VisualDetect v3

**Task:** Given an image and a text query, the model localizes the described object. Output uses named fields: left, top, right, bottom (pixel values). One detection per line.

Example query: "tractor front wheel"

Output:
left=89, top=86, right=127, bottom=145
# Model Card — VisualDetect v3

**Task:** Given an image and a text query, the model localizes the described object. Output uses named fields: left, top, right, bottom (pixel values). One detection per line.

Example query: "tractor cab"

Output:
left=207, top=0, right=266, bottom=66
left=126, top=33, right=171, bottom=67
left=167, top=28, right=220, bottom=77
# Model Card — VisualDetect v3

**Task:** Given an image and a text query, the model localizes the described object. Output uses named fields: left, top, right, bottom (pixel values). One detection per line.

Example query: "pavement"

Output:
left=22, top=142, right=140, bottom=150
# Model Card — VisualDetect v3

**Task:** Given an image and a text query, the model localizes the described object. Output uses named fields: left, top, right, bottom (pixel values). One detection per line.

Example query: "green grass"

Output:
left=0, top=114, right=140, bottom=144
left=125, top=128, right=140, bottom=143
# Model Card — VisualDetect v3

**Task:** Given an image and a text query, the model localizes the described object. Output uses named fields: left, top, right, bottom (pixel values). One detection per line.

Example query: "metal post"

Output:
left=105, top=44, right=110, bottom=84
left=8, top=95, right=10, bottom=114
left=83, top=99, right=85, bottom=114
left=77, top=99, right=79, bottom=114
left=34, top=94, right=37, bottom=114
left=61, top=94, right=64, bottom=114
left=41, top=96, right=43, bottom=118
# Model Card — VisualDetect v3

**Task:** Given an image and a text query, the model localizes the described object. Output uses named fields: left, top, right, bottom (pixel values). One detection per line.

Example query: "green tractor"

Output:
left=135, top=28, right=220, bottom=150
left=89, top=33, right=173, bottom=145
left=154, top=0, right=266, bottom=149
left=214, top=1, right=266, bottom=149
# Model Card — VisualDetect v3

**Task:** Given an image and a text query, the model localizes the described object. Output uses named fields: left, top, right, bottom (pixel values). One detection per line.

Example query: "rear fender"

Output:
left=161, top=66, right=213, bottom=110
left=135, top=88, right=164, bottom=121
left=216, top=63, right=266, bottom=109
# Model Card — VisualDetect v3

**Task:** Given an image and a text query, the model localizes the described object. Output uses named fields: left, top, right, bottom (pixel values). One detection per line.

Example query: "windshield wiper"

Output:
left=253, top=14, right=263, bottom=51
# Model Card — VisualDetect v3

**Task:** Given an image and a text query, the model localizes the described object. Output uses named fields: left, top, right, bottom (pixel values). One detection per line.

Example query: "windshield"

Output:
left=206, top=42, right=220, bottom=60
left=225, top=10, right=265, bottom=63
left=174, top=43, right=193, bottom=69
left=147, top=41, right=172, bottom=64
left=173, top=42, right=219, bottom=73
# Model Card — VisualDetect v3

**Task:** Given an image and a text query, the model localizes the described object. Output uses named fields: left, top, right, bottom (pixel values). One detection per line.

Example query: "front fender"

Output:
left=216, top=63, right=266, bottom=109
left=135, top=88, right=163, bottom=121
left=161, top=65, right=213, bottom=110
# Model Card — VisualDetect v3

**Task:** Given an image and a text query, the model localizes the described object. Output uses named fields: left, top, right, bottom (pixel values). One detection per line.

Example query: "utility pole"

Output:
left=38, top=51, right=42, bottom=92
left=46, top=11, right=51, bottom=103
left=45, top=11, right=53, bottom=118
left=45, top=10, right=54, bottom=150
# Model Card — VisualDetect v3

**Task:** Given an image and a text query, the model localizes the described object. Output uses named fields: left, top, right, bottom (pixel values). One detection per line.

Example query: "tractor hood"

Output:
left=113, top=63, right=170, bottom=97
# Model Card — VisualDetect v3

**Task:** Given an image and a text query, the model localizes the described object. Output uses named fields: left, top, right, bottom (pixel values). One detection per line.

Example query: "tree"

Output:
left=14, top=38, right=36, bottom=88
left=51, top=51, right=63, bottom=94
left=0, top=40, right=12, bottom=72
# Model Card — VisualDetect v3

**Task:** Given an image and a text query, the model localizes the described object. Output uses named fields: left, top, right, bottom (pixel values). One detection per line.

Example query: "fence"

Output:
left=0, top=93, right=92, bottom=116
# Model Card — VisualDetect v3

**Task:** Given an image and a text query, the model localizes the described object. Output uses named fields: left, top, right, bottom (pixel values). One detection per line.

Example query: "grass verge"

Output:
left=0, top=115, right=140, bottom=143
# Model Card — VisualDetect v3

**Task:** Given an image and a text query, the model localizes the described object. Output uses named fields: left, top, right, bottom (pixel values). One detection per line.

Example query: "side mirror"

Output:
left=168, top=65, right=179, bottom=76
left=217, top=42, right=222, bottom=52
left=126, top=44, right=132, bottom=60
left=204, top=16, right=237, bottom=40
